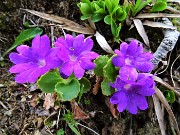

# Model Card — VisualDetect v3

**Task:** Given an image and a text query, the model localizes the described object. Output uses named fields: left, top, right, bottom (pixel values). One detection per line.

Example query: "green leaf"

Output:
left=104, top=15, right=111, bottom=25
left=94, top=8, right=106, bottom=14
left=91, top=14, right=104, bottom=22
left=3, top=27, right=43, bottom=57
left=111, top=18, right=117, bottom=37
left=132, top=0, right=152, bottom=16
left=38, top=71, right=62, bottom=93
left=101, top=78, right=115, bottom=96
left=103, top=56, right=118, bottom=82
left=150, top=1, right=167, bottom=12
left=79, top=3, right=92, bottom=15
left=94, top=55, right=109, bottom=77
left=105, top=0, right=112, bottom=13
left=112, top=0, right=119, bottom=9
left=164, top=90, right=175, bottom=103
left=55, top=79, right=80, bottom=101
left=81, top=14, right=91, bottom=20
left=116, top=8, right=127, bottom=21
left=78, top=77, right=91, bottom=102
left=68, top=123, right=81, bottom=135
left=57, top=129, right=65, bottom=135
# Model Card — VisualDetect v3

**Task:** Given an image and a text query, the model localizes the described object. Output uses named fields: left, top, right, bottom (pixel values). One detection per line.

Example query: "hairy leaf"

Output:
left=55, top=79, right=80, bottom=101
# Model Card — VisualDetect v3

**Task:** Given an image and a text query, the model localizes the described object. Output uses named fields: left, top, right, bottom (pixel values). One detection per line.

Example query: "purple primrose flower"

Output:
left=110, top=73, right=155, bottom=114
left=9, top=35, right=62, bottom=83
left=112, top=40, right=154, bottom=73
left=55, top=34, right=99, bottom=79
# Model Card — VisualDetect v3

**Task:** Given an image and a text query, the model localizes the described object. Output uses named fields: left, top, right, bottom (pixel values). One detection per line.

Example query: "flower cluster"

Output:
left=110, top=40, right=155, bottom=114
left=9, top=34, right=99, bottom=83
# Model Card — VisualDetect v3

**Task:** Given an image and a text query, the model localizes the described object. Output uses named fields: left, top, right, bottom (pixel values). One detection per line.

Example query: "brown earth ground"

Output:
left=0, top=0, right=180, bottom=135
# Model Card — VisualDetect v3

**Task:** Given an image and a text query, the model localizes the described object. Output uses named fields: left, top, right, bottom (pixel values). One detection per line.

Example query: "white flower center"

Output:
left=38, top=59, right=46, bottom=67
left=70, top=55, right=77, bottom=61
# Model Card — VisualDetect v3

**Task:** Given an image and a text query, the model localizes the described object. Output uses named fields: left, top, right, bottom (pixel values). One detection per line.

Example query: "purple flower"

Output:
left=110, top=73, right=155, bottom=114
left=9, top=35, right=62, bottom=83
left=112, top=40, right=154, bottom=73
left=55, top=34, right=99, bottom=79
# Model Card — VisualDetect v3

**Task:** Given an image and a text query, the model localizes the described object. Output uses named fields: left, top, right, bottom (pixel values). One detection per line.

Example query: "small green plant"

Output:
left=150, top=0, right=167, bottom=12
left=57, top=129, right=65, bottom=135
left=129, top=0, right=167, bottom=16
left=78, top=0, right=127, bottom=42
left=63, top=111, right=81, bottom=135
left=130, top=0, right=152, bottom=16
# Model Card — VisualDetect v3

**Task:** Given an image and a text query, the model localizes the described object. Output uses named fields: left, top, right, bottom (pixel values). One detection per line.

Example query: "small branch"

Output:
left=151, top=18, right=180, bottom=67
left=76, top=122, right=100, bottom=135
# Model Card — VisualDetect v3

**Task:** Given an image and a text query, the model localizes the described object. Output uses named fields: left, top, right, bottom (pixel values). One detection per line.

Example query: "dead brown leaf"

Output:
left=22, top=9, right=95, bottom=34
left=29, top=94, right=39, bottom=108
left=152, top=95, right=166, bottom=135
left=105, top=97, right=119, bottom=119
left=133, top=19, right=149, bottom=46
left=43, top=93, right=56, bottom=110
left=92, top=76, right=102, bottom=95
left=155, top=87, right=180, bottom=135
left=143, top=20, right=177, bottom=30
left=135, top=13, right=180, bottom=19
left=153, top=76, right=180, bottom=96
left=71, top=100, right=89, bottom=120
left=94, top=31, right=114, bottom=54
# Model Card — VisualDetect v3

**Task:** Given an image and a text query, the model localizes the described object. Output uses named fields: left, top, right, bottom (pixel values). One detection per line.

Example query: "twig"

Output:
left=76, top=122, right=100, bottom=135
left=170, top=54, right=180, bottom=87
left=56, top=108, right=61, bottom=129
left=151, top=18, right=179, bottom=67
left=0, top=101, right=8, bottom=110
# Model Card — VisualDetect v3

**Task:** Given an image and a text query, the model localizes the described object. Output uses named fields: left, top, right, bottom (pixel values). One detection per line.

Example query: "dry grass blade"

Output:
left=152, top=95, right=166, bottom=135
left=94, top=31, right=114, bottom=54
left=22, top=9, right=95, bottom=34
left=143, top=20, right=177, bottom=30
left=153, top=76, right=180, bottom=96
left=135, top=13, right=180, bottom=19
left=167, top=0, right=180, bottom=3
left=166, top=6, right=180, bottom=14
left=133, top=19, right=149, bottom=46
left=155, top=87, right=180, bottom=135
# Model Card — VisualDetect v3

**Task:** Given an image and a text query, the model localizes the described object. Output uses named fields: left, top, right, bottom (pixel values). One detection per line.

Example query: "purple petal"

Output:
left=27, top=67, right=49, bottom=83
left=136, top=52, right=154, bottom=61
left=79, top=51, right=99, bottom=60
left=119, top=66, right=138, bottom=82
left=120, top=42, right=128, bottom=55
left=135, top=62, right=154, bottom=72
left=112, top=53, right=125, bottom=67
left=14, top=68, right=35, bottom=83
left=110, top=77, right=125, bottom=90
left=9, top=63, right=37, bottom=73
left=74, top=62, right=85, bottom=79
left=127, top=95, right=138, bottom=114
left=61, top=61, right=74, bottom=77
left=32, top=35, right=50, bottom=57
left=73, top=35, right=93, bottom=56
left=55, top=44, right=70, bottom=62
left=127, top=40, right=138, bottom=56
left=56, top=37, right=69, bottom=49
left=45, top=49, right=63, bottom=68
left=9, top=53, right=29, bottom=64
left=135, top=44, right=143, bottom=55
left=16, top=45, right=30, bottom=54
left=111, top=90, right=128, bottom=112
left=65, top=34, right=75, bottom=48
left=79, top=58, right=96, bottom=70
left=137, top=86, right=155, bottom=96
left=134, top=94, right=148, bottom=110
